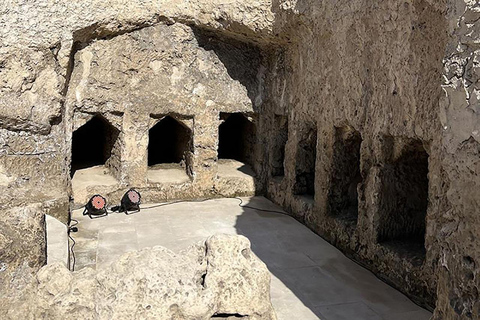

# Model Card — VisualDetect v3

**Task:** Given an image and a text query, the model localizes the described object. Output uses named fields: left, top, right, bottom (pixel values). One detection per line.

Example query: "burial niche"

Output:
left=71, top=115, right=120, bottom=177
left=293, top=126, right=317, bottom=198
left=271, top=115, right=288, bottom=178
left=148, top=116, right=193, bottom=170
left=327, top=126, right=362, bottom=225
left=218, top=113, right=256, bottom=166
left=378, top=138, right=429, bottom=262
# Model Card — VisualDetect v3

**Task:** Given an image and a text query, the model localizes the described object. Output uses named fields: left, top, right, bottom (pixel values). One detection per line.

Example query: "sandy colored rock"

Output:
left=4, top=234, right=276, bottom=320
left=0, top=0, right=479, bottom=319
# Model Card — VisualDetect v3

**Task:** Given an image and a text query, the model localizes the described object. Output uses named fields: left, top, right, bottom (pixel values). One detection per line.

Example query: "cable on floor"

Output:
left=68, top=219, right=79, bottom=271
left=139, top=197, right=214, bottom=210
left=140, top=195, right=288, bottom=215
left=68, top=195, right=288, bottom=272
left=227, top=196, right=290, bottom=215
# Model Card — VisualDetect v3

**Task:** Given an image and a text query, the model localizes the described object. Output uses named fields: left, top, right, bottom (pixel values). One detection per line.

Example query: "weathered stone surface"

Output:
left=0, top=0, right=275, bottom=135
left=1, top=0, right=480, bottom=319
left=264, top=0, right=450, bottom=310
left=1, top=1, right=269, bottom=297
left=0, top=203, right=45, bottom=304
left=64, top=22, right=264, bottom=198
left=3, top=234, right=276, bottom=320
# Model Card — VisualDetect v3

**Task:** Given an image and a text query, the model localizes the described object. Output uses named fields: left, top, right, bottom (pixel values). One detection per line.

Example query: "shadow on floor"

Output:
left=70, top=196, right=432, bottom=320
left=233, top=197, right=432, bottom=320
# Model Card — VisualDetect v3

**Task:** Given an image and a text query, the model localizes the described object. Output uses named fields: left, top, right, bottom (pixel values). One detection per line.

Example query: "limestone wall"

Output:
left=263, top=0, right=448, bottom=309
left=0, top=0, right=273, bottom=301
left=432, top=1, right=480, bottom=318
left=65, top=22, right=265, bottom=204
left=0, top=0, right=479, bottom=319
left=262, top=0, right=479, bottom=318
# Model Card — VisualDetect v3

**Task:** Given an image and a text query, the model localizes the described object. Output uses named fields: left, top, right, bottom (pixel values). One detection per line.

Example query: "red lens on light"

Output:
left=92, top=195, right=106, bottom=210
left=127, top=190, right=140, bottom=204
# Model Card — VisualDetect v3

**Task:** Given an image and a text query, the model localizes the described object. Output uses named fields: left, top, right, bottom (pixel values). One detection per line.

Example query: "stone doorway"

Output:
left=71, top=115, right=120, bottom=177
left=147, top=115, right=193, bottom=184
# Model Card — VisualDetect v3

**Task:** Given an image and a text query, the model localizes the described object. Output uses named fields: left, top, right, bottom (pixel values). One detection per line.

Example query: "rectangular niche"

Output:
left=293, top=126, right=317, bottom=198
left=327, top=126, right=362, bottom=226
left=147, top=114, right=194, bottom=184
left=271, top=115, right=288, bottom=178
left=70, top=113, right=122, bottom=205
left=218, top=112, right=256, bottom=165
left=377, top=137, right=429, bottom=264
left=216, top=112, right=257, bottom=195
left=71, top=114, right=121, bottom=178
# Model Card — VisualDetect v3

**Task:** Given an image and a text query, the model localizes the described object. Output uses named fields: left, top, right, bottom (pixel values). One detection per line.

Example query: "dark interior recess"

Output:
left=218, top=113, right=256, bottom=165
left=148, top=116, right=192, bottom=166
left=328, top=127, right=362, bottom=225
left=71, top=115, right=120, bottom=176
left=271, top=115, right=288, bottom=177
left=294, top=127, right=317, bottom=197
left=378, top=139, right=429, bottom=262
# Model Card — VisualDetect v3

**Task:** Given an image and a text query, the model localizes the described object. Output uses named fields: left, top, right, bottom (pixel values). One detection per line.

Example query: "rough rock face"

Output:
left=0, top=0, right=271, bottom=302
left=265, top=0, right=449, bottom=310
left=430, top=1, right=480, bottom=319
left=1, top=0, right=480, bottom=319
left=264, top=0, right=479, bottom=318
left=64, top=22, right=264, bottom=203
left=4, top=234, right=277, bottom=320
left=0, top=203, right=46, bottom=301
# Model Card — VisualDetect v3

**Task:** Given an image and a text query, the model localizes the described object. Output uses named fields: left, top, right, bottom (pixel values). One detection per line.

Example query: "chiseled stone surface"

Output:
left=264, top=1, right=479, bottom=318
left=0, top=0, right=479, bottom=319
left=0, top=203, right=45, bottom=304
left=4, top=234, right=277, bottom=320
left=0, top=0, right=269, bottom=301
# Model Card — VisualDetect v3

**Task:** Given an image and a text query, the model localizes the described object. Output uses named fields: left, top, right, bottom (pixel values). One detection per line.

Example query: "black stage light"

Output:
left=119, top=188, right=141, bottom=215
left=83, top=194, right=108, bottom=219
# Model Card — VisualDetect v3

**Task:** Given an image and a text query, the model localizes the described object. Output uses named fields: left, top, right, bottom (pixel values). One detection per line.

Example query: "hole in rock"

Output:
left=378, top=138, right=429, bottom=263
left=199, top=272, right=207, bottom=287
left=148, top=116, right=192, bottom=166
left=147, top=116, right=193, bottom=183
left=211, top=314, right=246, bottom=318
left=327, top=126, right=362, bottom=225
left=271, top=115, right=288, bottom=178
left=293, top=126, right=317, bottom=198
left=71, top=115, right=120, bottom=177
left=218, top=113, right=256, bottom=166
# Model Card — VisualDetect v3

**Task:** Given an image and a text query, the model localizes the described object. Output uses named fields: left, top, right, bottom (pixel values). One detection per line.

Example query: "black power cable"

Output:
left=67, top=196, right=287, bottom=271
left=68, top=219, right=79, bottom=271
left=227, top=196, right=289, bottom=215
left=140, top=197, right=216, bottom=210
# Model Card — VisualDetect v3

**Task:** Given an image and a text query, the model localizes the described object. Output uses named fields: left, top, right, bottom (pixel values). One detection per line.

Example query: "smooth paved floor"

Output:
left=46, top=215, right=69, bottom=265
left=71, top=196, right=432, bottom=320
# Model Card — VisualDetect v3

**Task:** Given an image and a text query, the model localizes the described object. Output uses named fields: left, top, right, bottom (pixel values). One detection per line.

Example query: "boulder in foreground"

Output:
left=5, top=234, right=277, bottom=320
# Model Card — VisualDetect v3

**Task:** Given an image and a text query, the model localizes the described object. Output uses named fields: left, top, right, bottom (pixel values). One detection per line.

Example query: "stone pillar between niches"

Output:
left=281, top=114, right=297, bottom=206
left=123, top=110, right=149, bottom=188
left=251, top=113, right=265, bottom=193
left=314, top=125, right=335, bottom=223
left=191, top=101, right=219, bottom=194
left=364, top=134, right=393, bottom=248
left=358, top=134, right=382, bottom=248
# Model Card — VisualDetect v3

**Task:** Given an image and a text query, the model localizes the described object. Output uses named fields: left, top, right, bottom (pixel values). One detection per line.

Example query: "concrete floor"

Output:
left=46, top=215, right=69, bottom=265
left=71, top=196, right=432, bottom=320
